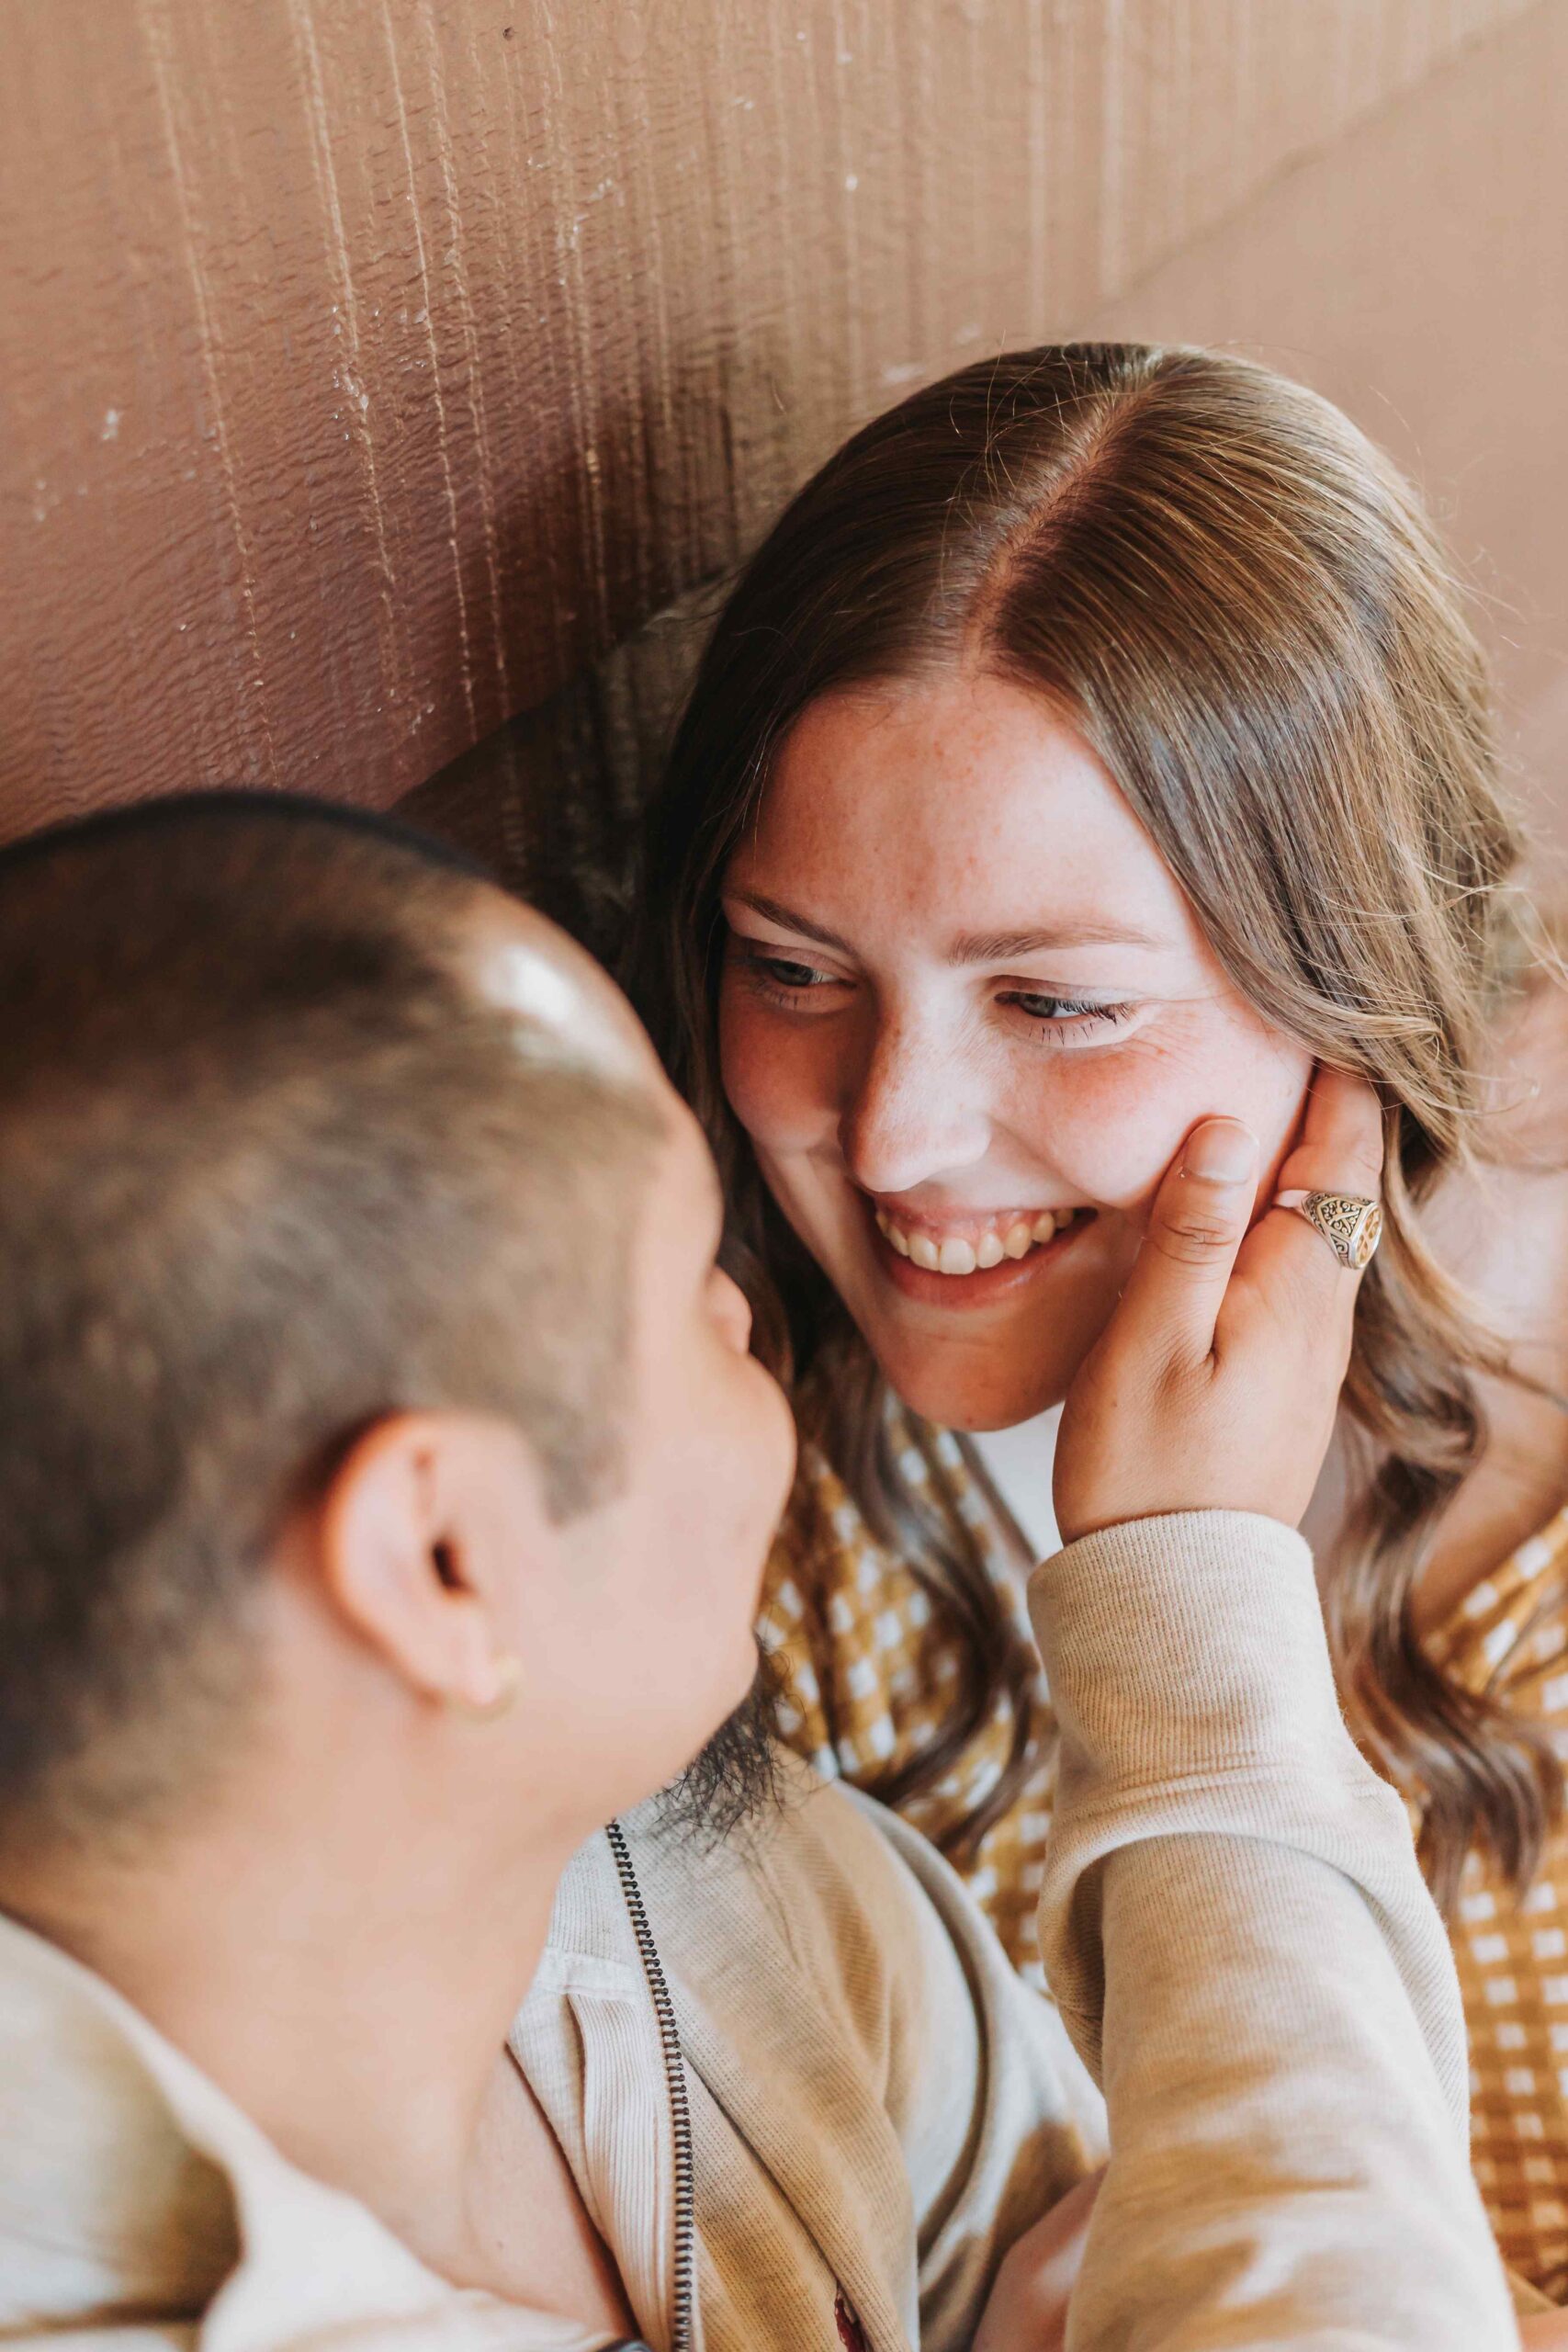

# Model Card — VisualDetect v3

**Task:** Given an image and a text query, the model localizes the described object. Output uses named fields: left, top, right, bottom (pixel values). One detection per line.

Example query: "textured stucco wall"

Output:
left=2, top=0, right=1563, bottom=884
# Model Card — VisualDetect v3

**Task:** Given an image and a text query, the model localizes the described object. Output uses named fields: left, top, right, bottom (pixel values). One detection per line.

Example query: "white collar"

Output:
left=0, top=1907, right=606, bottom=2352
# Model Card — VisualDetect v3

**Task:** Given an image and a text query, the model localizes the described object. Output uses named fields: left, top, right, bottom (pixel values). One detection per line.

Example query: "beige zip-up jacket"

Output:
left=0, top=1513, right=1518, bottom=2350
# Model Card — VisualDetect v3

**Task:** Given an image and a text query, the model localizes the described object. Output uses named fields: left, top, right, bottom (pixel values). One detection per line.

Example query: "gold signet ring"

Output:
left=1272, top=1188, right=1382, bottom=1271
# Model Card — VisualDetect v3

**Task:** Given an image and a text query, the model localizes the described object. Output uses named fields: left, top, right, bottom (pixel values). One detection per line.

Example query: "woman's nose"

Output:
left=840, top=1021, right=991, bottom=1197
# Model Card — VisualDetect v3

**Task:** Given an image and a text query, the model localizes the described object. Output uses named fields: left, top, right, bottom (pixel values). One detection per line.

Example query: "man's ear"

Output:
left=317, top=1412, right=532, bottom=1713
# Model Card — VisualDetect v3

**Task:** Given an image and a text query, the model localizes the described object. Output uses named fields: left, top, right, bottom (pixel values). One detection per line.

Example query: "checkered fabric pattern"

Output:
left=761, top=1425, right=1568, bottom=2303
left=758, top=1412, right=1056, bottom=1993
left=1425, top=1501, right=1568, bottom=2301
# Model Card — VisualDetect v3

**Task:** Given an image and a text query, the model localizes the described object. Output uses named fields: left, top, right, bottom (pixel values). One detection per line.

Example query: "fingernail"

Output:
left=1182, top=1119, right=1258, bottom=1185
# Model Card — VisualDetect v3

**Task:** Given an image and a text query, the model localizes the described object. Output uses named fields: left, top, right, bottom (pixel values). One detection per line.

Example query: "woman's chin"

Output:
left=871, top=1337, right=1077, bottom=1434
left=806, top=1210, right=1126, bottom=1433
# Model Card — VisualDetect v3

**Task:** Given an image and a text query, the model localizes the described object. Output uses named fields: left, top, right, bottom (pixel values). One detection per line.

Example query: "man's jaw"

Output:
left=651, top=1644, right=790, bottom=1849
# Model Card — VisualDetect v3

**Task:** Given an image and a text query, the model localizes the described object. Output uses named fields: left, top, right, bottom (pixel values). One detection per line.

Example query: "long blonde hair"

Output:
left=634, top=343, right=1558, bottom=1908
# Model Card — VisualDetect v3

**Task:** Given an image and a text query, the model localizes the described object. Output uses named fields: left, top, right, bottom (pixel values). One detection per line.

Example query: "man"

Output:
left=0, top=793, right=1514, bottom=2349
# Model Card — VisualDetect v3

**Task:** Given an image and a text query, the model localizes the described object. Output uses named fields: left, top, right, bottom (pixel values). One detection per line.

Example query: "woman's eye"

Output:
left=1002, top=991, right=1135, bottom=1043
left=761, top=956, right=825, bottom=989
left=733, top=945, right=841, bottom=1001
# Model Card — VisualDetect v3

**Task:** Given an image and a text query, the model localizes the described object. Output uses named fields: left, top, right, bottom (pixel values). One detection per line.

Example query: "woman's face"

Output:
left=718, top=670, right=1314, bottom=1430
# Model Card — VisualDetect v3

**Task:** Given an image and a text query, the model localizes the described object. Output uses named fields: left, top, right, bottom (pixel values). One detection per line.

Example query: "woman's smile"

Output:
left=868, top=1193, right=1099, bottom=1310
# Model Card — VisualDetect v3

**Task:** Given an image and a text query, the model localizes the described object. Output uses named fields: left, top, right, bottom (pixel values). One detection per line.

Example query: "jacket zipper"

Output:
left=605, top=1818, right=696, bottom=2352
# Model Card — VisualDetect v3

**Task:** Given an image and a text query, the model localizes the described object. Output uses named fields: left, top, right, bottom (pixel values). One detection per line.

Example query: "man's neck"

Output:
left=2, top=1770, right=597, bottom=2310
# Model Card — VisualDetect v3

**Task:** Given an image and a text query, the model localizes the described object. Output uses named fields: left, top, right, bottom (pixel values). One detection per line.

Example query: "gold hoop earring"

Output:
left=449, top=1651, right=521, bottom=1722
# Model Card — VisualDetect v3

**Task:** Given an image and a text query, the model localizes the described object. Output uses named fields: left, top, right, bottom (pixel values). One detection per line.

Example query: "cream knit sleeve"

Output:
left=1027, top=1509, right=1518, bottom=2350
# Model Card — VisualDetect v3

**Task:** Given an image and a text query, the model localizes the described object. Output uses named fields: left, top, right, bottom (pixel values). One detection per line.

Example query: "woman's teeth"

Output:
left=873, top=1205, right=1086, bottom=1274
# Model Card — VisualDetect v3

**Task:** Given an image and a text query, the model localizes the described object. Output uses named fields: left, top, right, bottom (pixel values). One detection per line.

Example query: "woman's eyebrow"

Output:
left=727, top=893, right=1164, bottom=962
left=950, top=922, right=1165, bottom=962
left=726, top=889, right=852, bottom=954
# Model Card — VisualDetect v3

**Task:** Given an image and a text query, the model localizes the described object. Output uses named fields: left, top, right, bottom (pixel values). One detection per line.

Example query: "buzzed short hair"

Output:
left=0, top=792, right=662, bottom=1847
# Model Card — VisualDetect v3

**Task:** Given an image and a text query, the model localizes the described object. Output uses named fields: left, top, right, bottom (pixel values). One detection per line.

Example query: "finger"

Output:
left=1277, top=1063, right=1384, bottom=1201
left=1111, top=1116, right=1260, bottom=1366
left=1225, top=1067, right=1383, bottom=1337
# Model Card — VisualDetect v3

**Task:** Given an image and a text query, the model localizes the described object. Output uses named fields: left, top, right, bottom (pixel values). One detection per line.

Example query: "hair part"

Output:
left=0, top=793, right=664, bottom=1851
left=634, top=341, right=1559, bottom=1905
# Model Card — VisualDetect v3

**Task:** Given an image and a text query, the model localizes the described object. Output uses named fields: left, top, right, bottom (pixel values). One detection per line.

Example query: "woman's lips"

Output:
left=865, top=1200, right=1097, bottom=1309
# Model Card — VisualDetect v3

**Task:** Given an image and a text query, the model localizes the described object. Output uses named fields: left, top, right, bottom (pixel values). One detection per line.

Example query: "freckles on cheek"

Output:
left=1023, top=1023, right=1314, bottom=1219
left=1021, top=1052, right=1200, bottom=1215
left=717, top=991, right=828, bottom=1149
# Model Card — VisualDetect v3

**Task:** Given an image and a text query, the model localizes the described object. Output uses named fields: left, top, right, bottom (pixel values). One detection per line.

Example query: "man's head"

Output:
left=0, top=793, right=795, bottom=1880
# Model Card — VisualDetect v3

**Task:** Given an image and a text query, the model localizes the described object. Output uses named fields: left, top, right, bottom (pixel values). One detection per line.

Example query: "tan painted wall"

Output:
left=3, top=1, right=1564, bottom=899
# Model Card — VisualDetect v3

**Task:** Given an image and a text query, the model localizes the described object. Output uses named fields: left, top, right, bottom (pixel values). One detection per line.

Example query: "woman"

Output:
left=632, top=343, right=1568, bottom=2311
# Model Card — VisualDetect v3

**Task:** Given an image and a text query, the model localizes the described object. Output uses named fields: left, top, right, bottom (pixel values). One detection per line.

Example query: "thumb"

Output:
left=1115, top=1118, right=1260, bottom=1366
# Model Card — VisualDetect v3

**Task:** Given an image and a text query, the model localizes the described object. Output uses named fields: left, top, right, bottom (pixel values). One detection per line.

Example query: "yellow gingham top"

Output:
left=1428, top=1501, right=1568, bottom=2301
left=758, top=1409, right=1056, bottom=1991
left=758, top=1426, right=1568, bottom=2303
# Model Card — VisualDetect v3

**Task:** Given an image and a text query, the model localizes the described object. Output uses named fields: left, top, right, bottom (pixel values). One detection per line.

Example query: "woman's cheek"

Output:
left=1016, top=1049, right=1202, bottom=1216
left=718, top=989, right=826, bottom=1150
left=1014, top=1023, right=1311, bottom=1219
